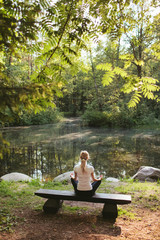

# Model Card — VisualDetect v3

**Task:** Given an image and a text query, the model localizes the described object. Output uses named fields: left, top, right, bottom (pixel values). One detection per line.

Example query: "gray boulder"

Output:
left=53, top=171, right=73, bottom=182
left=106, top=177, right=120, bottom=182
left=132, top=166, right=160, bottom=182
left=1, top=172, right=32, bottom=182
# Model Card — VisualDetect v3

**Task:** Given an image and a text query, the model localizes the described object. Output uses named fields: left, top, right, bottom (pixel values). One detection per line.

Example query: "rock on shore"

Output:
left=1, top=172, right=32, bottom=182
left=132, top=166, right=160, bottom=182
left=53, top=171, right=73, bottom=182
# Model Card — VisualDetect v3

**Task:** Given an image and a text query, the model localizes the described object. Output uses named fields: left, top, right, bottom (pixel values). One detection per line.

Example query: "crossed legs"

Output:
left=71, top=178, right=101, bottom=196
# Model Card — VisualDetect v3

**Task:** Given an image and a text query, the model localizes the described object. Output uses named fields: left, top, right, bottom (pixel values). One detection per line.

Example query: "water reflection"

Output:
left=0, top=119, right=160, bottom=180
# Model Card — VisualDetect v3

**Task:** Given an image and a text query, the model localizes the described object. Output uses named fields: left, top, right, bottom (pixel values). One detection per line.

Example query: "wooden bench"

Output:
left=35, top=189, right=131, bottom=220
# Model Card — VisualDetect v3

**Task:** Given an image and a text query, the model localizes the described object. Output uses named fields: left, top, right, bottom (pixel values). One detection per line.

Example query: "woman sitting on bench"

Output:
left=70, top=150, right=103, bottom=197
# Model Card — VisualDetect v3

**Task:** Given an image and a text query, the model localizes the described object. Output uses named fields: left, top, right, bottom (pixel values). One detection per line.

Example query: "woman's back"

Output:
left=74, top=164, right=94, bottom=191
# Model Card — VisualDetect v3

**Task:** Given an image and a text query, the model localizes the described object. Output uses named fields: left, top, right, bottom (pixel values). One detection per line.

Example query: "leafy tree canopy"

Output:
left=0, top=0, right=160, bottom=125
left=0, top=0, right=93, bottom=123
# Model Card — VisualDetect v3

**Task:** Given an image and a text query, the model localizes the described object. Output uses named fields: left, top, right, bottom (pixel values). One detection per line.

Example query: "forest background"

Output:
left=0, top=0, right=160, bottom=129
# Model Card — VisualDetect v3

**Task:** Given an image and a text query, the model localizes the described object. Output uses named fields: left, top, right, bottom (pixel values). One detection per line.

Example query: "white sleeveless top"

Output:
left=74, top=164, right=94, bottom=191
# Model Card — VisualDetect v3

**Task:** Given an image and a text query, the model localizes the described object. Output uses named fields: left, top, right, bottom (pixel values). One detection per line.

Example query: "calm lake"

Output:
left=1, top=118, right=160, bottom=181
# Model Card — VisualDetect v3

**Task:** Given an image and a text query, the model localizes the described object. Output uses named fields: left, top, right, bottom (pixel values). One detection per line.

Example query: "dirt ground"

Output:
left=0, top=201, right=160, bottom=240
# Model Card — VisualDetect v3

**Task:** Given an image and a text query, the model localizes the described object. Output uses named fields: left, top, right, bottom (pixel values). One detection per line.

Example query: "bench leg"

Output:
left=102, top=203, right=118, bottom=220
left=43, top=199, right=63, bottom=214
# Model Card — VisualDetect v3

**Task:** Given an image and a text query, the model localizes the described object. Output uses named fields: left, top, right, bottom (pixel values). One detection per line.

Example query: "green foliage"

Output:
left=118, top=207, right=137, bottom=220
left=0, top=0, right=41, bottom=53
left=28, top=179, right=42, bottom=187
left=4, top=108, right=62, bottom=126
left=95, top=1, right=160, bottom=108
left=97, top=63, right=160, bottom=109
left=127, top=92, right=142, bottom=108
left=43, top=181, right=63, bottom=189
left=0, top=0, right=160, bottom=127
left=42, top=180, right=73, bottom=190
left=97, top=63, right=128, bottom=86
left=82, top=110, right=110, bottom=127
left=0, top=0, right=93, bottom=125
left=82, top=109, right=137, bottom=128
left=19, top=108, right=62, bottom=126
left=0, top=209, right=17, bottom=232
left=0, top=181, right=13, bottom=197
left=122, top=77, right=160, bottom=108
left=109, top=108, right=137, bottom=128
left=137, top=112, right=160, bottom=126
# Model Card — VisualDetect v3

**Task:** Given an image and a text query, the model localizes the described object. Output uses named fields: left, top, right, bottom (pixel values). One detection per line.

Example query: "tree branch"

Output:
left=37, top=0, right=75, bottom=78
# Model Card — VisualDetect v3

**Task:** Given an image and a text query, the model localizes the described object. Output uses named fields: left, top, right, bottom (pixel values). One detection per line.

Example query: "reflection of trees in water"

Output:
left=89, top=135, right=160, bottom=178
left=89, top=138, right=137, bottom=178
left=0, top=139, right=82, bottom=180
left=1, top=126, right=160, bottom=180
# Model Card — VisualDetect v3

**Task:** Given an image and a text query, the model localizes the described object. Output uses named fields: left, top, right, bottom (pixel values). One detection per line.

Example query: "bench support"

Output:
left=43, top=198, right=118, bottom=220
left=102, top=203, right=118, bottom=220
left=43, top=199, right=63, bottom=214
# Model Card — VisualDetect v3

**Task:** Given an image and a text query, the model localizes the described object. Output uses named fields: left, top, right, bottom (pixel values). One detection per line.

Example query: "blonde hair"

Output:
left=80, top=151, right=89, bottom=173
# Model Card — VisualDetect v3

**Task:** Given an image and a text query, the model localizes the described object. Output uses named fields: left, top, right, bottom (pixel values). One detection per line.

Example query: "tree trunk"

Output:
left=137, top=25, right=143, bottom=78
left=89, top=50, right=102, bottom=111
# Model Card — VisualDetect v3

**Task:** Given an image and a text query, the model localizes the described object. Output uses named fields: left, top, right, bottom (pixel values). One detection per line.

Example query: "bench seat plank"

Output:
left=35, top=189, right=131, bottom=205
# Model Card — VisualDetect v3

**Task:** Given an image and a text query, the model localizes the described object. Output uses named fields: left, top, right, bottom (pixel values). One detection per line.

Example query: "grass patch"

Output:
left=98, top=181, right=112, bottom=193
left=118, top=207, right=137, bottom=220
left=115, top=181, right=159, bottom=195
left=62, top=205, right=88, bottom=213
left=115, top=181, right=160, bottom=210
left=42, top=181, right=73, bottom=191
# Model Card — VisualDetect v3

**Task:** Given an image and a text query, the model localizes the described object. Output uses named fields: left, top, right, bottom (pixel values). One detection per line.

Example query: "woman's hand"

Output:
left=98, top=175, right=103, bottom=180
left=70, top=172, right=77, bottom=181
left=70, top=173, right=74, bottom=179
left=91, top=172, right=103, bottom=181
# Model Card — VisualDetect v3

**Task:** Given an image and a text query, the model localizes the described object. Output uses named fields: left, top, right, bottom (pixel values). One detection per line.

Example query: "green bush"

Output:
left=43, top=181, right=63, bottom=189
left=28, top=179, right=42, bottom=187
left=109, top=108, right=136, bottom=128
left=82, top=110, right=111, bottom=127
left=82, top=109, right=137, bottom=128
left=8, top=108, right=63, bottom=126
left=0, top=181, right=13, bottom=197
left=138, top=113, right=160, bottom=126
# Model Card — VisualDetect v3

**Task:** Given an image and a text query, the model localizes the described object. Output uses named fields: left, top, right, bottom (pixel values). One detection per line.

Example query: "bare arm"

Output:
left=91, top=172, right=103, bottom=182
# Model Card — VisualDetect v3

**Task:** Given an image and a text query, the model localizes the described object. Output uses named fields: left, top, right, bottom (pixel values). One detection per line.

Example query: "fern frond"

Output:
left=96, top=63, right=112, bottom=71
left=102, top=71, right=115, bottom=86
left=121, top=82, right=135, bottom=94
left=113, top=67, right=127, bottom=78
left=142, top=77, right=159, bottom=84
left=128, top=92, right=142, bottom=108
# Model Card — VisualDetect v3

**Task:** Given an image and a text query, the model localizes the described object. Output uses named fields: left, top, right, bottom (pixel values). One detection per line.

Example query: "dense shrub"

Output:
left=82, top=108, right=160, bottom=128
left=6, top=108, right=63, bottom=126
left=109, top=108, right=136, bottom=128
left=82, top=109, right=137, bottom=128
left=82, top=110, right=111, bottom=127
left=136, top=113, right=160, bottom=127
